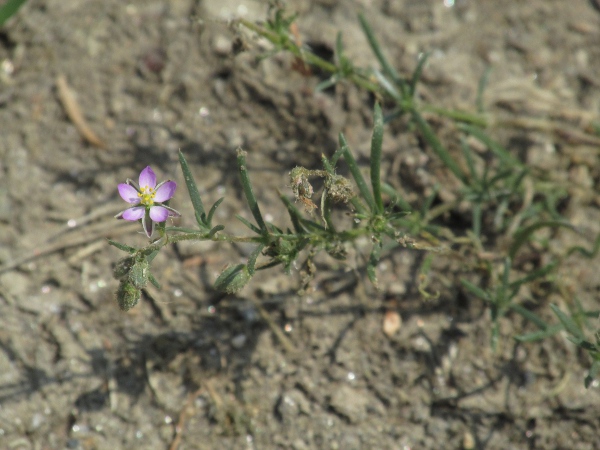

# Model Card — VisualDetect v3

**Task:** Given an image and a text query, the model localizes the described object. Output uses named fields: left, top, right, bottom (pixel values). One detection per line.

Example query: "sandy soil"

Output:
left=1, top=0, right=600, bottom=449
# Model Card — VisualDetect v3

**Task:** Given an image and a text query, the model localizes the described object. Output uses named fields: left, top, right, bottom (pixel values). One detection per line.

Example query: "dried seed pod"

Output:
left=325, top=174, right=354, bottom=203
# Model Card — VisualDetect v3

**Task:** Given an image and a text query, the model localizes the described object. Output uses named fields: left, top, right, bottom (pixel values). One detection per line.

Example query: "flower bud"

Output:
left=214, top=264, right=251, bottom=294
left=116, top=280, right=141, bottom=311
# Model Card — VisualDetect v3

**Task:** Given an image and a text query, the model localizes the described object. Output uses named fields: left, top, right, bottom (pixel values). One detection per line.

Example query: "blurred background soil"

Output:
left=1, top=0, right=600, bottom=449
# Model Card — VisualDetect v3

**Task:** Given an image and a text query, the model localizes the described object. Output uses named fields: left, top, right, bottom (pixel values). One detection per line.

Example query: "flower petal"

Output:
left=154, top=180, right=177, bottom=202
left=120, top=206, right=146, bottom=221
left=149, top=205, right=169, bottom=222
left=142, top=211, right=155, bottom=238
left=139, top=166, right=157, bottom=189
left=118, top=183, right=140, bottom=204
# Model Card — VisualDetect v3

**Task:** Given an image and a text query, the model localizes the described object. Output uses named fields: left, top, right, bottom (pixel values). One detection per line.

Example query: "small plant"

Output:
left=108, top=6, right=600, bottom=387
left=110, top=103, right=413, bottom=308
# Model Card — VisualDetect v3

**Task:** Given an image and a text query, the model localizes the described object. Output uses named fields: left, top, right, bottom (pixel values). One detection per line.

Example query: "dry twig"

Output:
left=56, top=74, right=107, bottom=148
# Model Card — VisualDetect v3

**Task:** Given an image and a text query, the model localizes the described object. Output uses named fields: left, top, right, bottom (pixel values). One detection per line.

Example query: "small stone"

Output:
left=463, top=431, right=475, bottom=449
left=383, top=310, right=402, bottom=337
left=329, top=385, right=371, bottom=424
left=231, top=334, right=247, bottom=348
left=212, top=35, right=232, bottom=56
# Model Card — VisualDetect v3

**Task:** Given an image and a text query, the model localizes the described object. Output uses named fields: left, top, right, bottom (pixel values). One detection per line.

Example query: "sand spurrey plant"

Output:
left=109, top=6, right=600, bottom=387
left=109, top=104, right=414, bottom=307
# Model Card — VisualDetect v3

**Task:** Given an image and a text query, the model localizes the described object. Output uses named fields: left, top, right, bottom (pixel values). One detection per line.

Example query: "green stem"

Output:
left=238, top=19, right=381, bottom=94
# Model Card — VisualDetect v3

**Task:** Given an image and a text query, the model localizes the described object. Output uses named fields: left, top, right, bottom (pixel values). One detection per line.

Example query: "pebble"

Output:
left=212, top=35, right=232, bottom=56
left=328, top=385, right=371, bottom=424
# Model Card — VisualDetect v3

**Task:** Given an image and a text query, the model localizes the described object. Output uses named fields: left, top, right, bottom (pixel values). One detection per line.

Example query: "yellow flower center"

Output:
left=138, top=185, right=156, bottom=206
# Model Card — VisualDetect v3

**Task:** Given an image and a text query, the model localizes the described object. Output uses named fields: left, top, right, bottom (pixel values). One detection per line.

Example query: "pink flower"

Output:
left=116, top=166, right=180, bottom=237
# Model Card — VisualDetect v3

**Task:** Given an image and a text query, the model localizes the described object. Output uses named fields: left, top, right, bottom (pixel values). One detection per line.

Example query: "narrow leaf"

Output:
left=514, top=325, right=563, bottom=342
left=278, top=192, right=307, bottom=234
left=237, top=148, right=267, bottom=234
left=367, top=240, right=382, bottom=288
left=247, top=244, right=265, bottom=276
left=411, top=109, right=467, bottom=185
left=550, top=304, right=584, bottom=341
left=509, top=221, right=574, bottom=260
left=476, top=66, right=492, bottom=113
left=358, top=13, right=406, bottom=94
left=207, top=224, right=224, bottom=238
left=460, top=279, right=491, bottom=302
left=509, top=303, right=549, bottom=330
left=459, top=124, right=524, bottom=169
left=178, top=150, right=206, bottom=227
left=585, top=360, right=600, bottom=388
left=339, top=132, right=376, bottom=211
left=206, top=197, right=225, bottom=228
left=236, top=215, right=261, bottom=234
left=370, top=103, right=385, bottom=214
left=107, top=239, right=136, bottom=253
left=409, top=51, right=430, bottom=96
left=148, top=273, right=161, bottom=289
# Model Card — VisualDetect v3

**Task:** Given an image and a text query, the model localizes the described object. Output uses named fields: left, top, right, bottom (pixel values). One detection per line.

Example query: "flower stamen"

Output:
left=138, top=185, right=156, bottom=206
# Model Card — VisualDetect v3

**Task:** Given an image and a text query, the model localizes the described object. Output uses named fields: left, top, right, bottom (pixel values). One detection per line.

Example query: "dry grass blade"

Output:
left=56, top=74, right=107, bottom=149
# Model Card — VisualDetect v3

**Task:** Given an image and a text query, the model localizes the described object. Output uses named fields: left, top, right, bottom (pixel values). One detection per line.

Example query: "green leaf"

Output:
left=373, top=71, right=403, bottom=102
left=237, top=148, right=267, bottom=234
left=178, top=150, right=206, bottom=228
left=411, top=109, right=468, bottom=185
left=315, top=76, right=339, bottom=92
left=514, top=325, right=563, bottom=342
left=206, top=197, right=224, bottom=228
left=550, top=304, right=584, bottom=341
left=381, top=183, right=411, bottom=212
left=460, top=279, right=491, bottom=302
left=339, top=132, right=376, bottom=211
left=509, top=221, right=574, bottom=260
left=370, top=103, right=384, bottom=214
left=567, top=231, right=600, bottom=259
left=458, top=124, right=524, bottom=169
left=358, top=13, right=406, bottom=95
left=367, top=240, right=382, bottom=288
left=207, top=224, right=224, bottom=238
left=148, top=273, right=161, bottom=289
left=585, top=360, right=600, bottom=388
left=246, top=244, right=265, bottom=276
left=476, top=66, right=492, bottom=113
left=236, top=215, right=262, bottom=234
left=409, top=51, right=430, bottom=96
left=509, top=303, right=549, bottom=330
left=510, top=260, right=558, bottom=289
left=279, top=192, right=306, bottom=234
left=107, top=239, right=136, bottom=253
left=577, top=340, right=598, bottom=352
left=0, top=0, right=27, bottom=27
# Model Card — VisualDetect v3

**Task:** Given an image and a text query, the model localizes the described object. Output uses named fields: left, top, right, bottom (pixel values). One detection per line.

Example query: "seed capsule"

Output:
left=116, top=280, right=141, bottom=312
